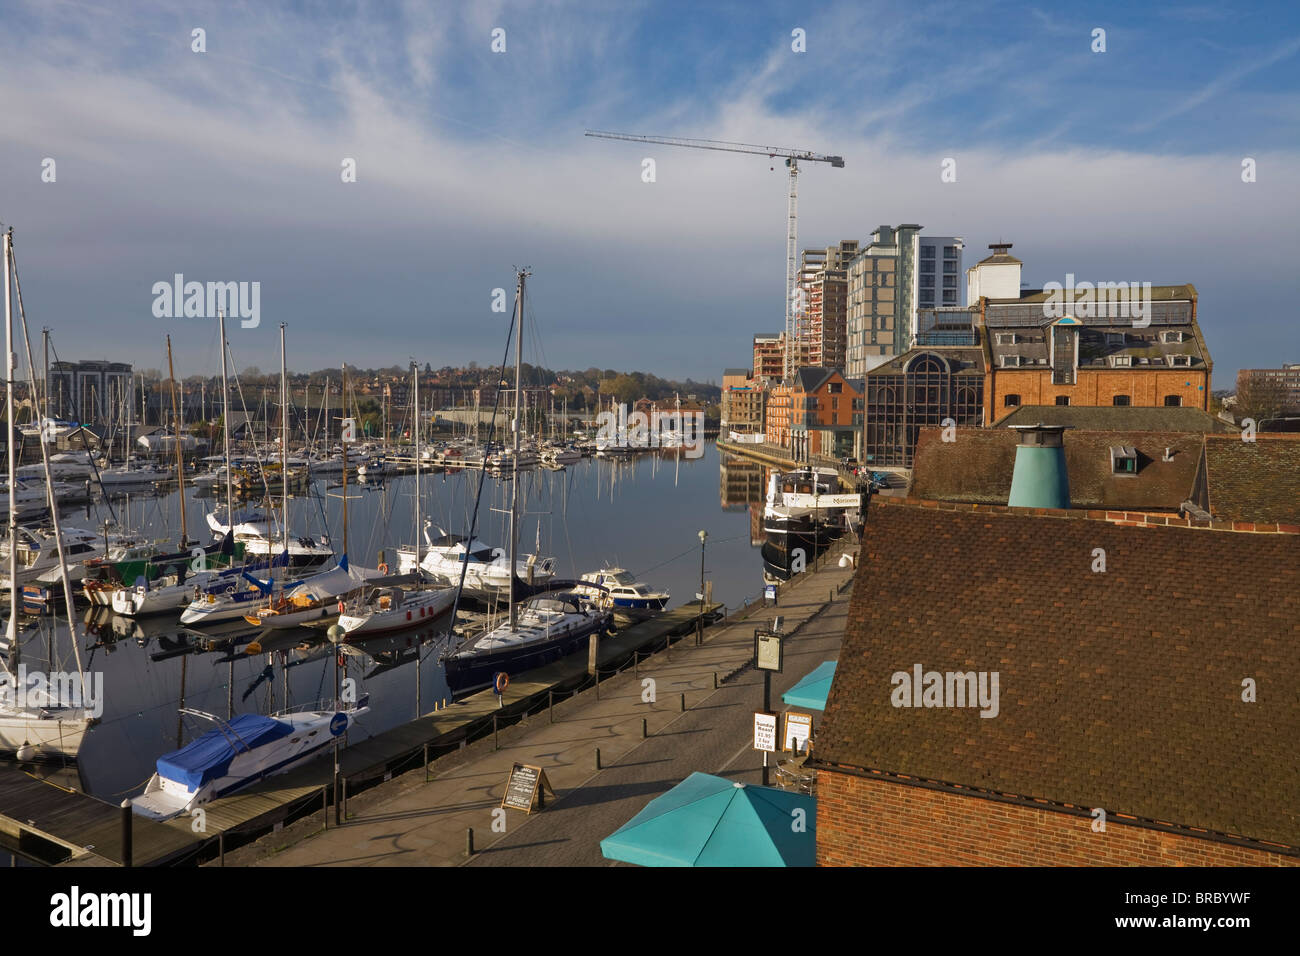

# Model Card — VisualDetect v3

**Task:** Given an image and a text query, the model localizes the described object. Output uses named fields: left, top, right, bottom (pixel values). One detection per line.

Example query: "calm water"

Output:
left=16, top=440, right=774, bottom=801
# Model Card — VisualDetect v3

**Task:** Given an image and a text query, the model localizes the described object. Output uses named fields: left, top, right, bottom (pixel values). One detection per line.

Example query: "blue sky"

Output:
left=1, top=0, right=1297, bottom=383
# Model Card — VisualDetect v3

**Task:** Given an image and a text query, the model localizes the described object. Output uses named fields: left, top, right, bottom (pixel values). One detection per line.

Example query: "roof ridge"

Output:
left=874, top=495, right=1300, bottom=535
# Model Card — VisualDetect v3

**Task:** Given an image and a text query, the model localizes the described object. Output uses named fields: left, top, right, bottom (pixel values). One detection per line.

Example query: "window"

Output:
left=1111, top=446, right=1138, bottom=475
left=999, top=354, right=1020, bottom=368
left=1170, top=354, right=1191, bottom=367
left=921, top=246, right=935, bottom=259
left=829, top=381, right=842, bottom=394
left=831, top=397, right=839, bottom=410
left=1162, top=330, right=1185, bottom=344
left=996, top=333, right=1017, bottom=346
left=1112, top=395, right=1131, bottom=406
left=1164, top=394, right=1182, bottom=407
left=1004, top=394, right=1021, bottom=407
left=1055, top=396, right=1070, bottom=406
left=1111, top=355, right=1132, bottom=367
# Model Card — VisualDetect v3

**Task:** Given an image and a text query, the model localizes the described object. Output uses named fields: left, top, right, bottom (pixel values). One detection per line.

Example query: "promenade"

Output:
left=226, top=540, right=858, bottom=867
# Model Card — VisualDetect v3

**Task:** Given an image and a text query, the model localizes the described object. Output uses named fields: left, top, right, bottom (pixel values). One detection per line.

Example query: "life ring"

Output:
left=493, top=672, right=509, bottom=695
left=378, top=562, right=389, bottom=575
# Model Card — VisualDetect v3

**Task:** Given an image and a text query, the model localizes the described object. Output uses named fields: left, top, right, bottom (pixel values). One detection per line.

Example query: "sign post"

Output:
left=754, top=626, right=784, bottom=786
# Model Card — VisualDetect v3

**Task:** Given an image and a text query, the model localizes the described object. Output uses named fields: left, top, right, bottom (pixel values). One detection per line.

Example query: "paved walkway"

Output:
left=229, top=547, right=857, bottom=867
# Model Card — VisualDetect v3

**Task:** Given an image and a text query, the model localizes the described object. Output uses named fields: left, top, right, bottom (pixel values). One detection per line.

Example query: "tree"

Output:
left=1235, top=374, right=1291, bottom=425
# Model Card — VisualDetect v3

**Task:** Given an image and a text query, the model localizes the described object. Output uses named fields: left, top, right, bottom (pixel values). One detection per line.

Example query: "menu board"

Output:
left=783, top=712, right=813, bottom=752
left=502, top=763, right=552, bottom=813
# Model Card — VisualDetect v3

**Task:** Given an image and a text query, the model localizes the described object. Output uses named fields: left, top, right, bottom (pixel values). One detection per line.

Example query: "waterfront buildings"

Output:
left=1236, top=364, right=1300, bottom=415
left=721, top=368, right=764, bottom=436
left=846, top=224, right=921, bottom=377
left=765, top=367, right=862, bottom=461
left=917, top=235, right=963, bottom=312
left=798, top=241, right=858, bottom=371
left=753, top=332, right=787, bottom=382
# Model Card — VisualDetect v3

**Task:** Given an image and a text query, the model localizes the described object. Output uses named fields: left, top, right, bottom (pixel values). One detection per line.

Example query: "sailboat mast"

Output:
left=413, top=361, right=421, bottom=564
left=509, top=269, right=527, bottom=630
left=219, top=310, right=233, bottom=527
left=341, top=364, right=349, bottom=558
left=280, top=323, right=288, bottom=551
left=166, top=335, right=188, bottom=545
left=3, top=229, right=16, bottom=661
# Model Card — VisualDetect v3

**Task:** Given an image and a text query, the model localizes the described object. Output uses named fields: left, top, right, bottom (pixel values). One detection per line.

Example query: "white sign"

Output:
left=342, top=417, right=356, bottom=442
left=783, top=712, right=813, bottom=752
left=753, top=712, right=778, bottom=752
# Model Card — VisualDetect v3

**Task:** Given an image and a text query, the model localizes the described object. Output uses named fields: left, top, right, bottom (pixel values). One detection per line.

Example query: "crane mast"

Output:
left=585, top=130, right=844, bottom=381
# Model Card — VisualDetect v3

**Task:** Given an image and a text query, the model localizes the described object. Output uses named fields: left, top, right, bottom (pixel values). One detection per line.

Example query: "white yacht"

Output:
left=395, top=525, right=556, bottom=600
left=131, top=701, right=368, bottom=821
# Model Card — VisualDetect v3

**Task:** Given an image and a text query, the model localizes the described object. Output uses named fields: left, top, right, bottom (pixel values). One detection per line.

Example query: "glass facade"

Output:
left=862, top=352, right=984, bottom=467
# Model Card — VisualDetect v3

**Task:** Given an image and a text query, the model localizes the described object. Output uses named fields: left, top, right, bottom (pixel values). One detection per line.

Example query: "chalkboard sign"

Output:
left=502, top=763, right=554, bottom=813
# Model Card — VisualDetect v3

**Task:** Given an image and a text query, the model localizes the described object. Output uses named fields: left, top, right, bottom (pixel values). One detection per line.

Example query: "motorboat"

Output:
left=576, top=568, right=670, bottom=617
left=334, top=582, right=456, bottom=640
left=395, top=524, right=556, bottom=600
left=130, top=700, right=368, bottom=820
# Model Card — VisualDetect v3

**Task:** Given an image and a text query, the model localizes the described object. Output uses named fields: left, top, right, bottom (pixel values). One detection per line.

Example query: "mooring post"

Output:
left=595, top=747, right=602, bottom=770
left=466, top=827, right=475, bottom=857
left=641, top=717, right=647, bottom=739
left=120, top=799, right=133, bottom=868
left=680, top=692, right=686, bottom=712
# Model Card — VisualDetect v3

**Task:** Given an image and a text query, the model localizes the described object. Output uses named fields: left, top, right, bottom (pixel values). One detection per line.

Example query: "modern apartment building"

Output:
left=721, top=368, right=765, bottom=435
left=845, top=224, right=922, bottom=377
left=47, top=359, right=134, bottom=425
left=752, top=333, right=785, bottom=382
left=797, top=241, right=859, bottom=371
left=1237, top=365, right=1300, bottom=414
left=917, top=236, right=964, bottom=313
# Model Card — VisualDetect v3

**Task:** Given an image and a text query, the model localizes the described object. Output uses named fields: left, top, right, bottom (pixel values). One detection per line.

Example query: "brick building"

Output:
left=721, top=368, right=765, bottom=436
left=812, top=493, right=1300, bottom=866
left=766, top=367, right=862, bottom=461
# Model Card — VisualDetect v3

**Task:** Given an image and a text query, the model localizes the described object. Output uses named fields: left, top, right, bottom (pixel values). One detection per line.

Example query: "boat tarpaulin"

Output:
left=157, top=714, right=293, bottom=790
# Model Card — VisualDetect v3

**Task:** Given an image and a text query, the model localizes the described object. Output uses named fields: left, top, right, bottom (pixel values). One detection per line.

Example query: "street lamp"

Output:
left=696, top=529, right=708, bottom=646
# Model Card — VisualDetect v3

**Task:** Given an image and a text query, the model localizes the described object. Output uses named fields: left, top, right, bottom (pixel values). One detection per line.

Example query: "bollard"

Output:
left=333, top=764, right=341, bottom=826
left=323, top=787, right=329, bottom=828
left=120, top=799, right=133, bottom=868
left=713, top=671, right=719, bottom=689
left=641, top=717, right=647, bottom=739
left=342, top=777, right=348, bottom=820
left=595, top=747, right=602, bottom=771
left=466, top=827, right=475, bottom=857
left=680, top=692, right=686, bottom=712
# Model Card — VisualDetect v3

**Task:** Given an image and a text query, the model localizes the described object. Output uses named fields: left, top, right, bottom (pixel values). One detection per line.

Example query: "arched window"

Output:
left=1004, top=394, right=1021, bottom=407
left=905, top=353, right=949, bottom=375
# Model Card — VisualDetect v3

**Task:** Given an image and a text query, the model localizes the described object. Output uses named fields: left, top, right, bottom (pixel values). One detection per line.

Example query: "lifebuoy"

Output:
left=337, top=600, right=345, bottom=614
left=493, top=671, right=509, bottom=695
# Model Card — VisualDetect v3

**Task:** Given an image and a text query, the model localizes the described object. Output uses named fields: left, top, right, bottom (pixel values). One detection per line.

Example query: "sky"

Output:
left=0, top=0, right=1297, bottom=384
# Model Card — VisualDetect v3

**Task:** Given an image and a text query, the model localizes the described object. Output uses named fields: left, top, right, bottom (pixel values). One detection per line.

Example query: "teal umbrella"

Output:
left=782, top=660, right=837, bottom=711
left=600, top=772, right=816, bottom=867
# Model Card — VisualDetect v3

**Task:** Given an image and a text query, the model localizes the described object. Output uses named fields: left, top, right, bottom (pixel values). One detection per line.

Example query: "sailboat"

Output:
left=0, top=227, right=94, bottom=760
left=440, top=270, right=610, bottom=693
left=337, top=362, right=455, bottom=640
left=243, top=346, right=378, bottom=630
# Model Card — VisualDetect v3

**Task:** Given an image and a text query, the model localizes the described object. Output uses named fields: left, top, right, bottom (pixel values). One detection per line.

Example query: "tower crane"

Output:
left=585, top=130, right=845, bottom=381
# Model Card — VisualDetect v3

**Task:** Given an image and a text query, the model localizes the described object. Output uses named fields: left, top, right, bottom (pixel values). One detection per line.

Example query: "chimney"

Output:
left=1007, top=424, right=1070, bottom=509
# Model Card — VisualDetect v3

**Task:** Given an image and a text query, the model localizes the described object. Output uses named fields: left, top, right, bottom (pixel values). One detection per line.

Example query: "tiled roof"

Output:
left=816, top=498, right=1300, bottom=850
left=865, top=346, right=985, bottom=377
left=995, top=405, right=1236, bottom=433
left=1200, top=435, right=1300, bottom=525
left=909, top=428, right=1203, bottom=510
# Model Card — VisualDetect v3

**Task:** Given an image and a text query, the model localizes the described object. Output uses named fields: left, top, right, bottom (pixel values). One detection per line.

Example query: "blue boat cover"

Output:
left=157, top=714, right=294, bottom=790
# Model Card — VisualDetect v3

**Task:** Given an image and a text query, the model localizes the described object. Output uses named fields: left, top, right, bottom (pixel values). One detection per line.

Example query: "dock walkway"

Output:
left=224, top=538, right=858, bottom=867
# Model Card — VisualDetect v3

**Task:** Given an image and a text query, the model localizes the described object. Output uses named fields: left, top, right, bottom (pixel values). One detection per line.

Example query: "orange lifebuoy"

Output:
left=493, top=672, right=509, bottom=695
left=379, top=562, right=389, bottom=575
left=337, top=600, right=345, bottom=614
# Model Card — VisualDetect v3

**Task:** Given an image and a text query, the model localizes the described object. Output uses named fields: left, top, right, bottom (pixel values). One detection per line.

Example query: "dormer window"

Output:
left=1162, top=330, right=1186, bottom=344
left=1111, top=355, right=1132, bottom=368
left=996, top=332, right=1017, bottom=346
left=1170, top=354, right=1191, bottom=367
left=1110, top=446, right=1138, bottom=475
left=1105, top=332, right=1126, bottom=346
left=999, top=354, right=1021, bottom=368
